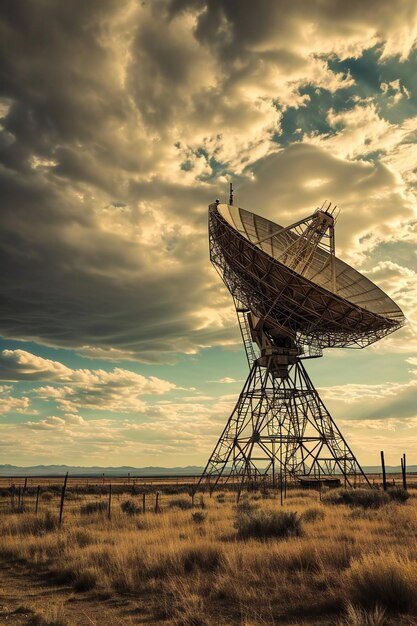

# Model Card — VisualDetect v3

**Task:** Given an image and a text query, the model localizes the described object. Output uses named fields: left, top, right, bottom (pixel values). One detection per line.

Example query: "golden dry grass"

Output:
left=0, top=487, right=416, bottom=625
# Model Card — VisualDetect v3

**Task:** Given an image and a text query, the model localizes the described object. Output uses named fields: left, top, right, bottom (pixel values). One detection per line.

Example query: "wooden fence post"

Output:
left=35, top=485, right=40, bottom=514
left=59, top=472, right=68, bottom=528
left=142, top=492, right=146, bottom=514
left=108, top=483, right=112, bottom=520
left=318, top=466, right=322, bottom=502
left=402, top=453, right=407, bottom=490
left=380, top=451, right=387, bottom=491
left=155, top=491, right=160, bottom=513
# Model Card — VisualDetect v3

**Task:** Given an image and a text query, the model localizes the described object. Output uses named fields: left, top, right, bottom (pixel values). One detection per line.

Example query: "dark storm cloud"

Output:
left=0, top=0, right=416, bottom=362
left=0, top=1, right=237, bottom=361
left=170, top=0, right=417, bottom=57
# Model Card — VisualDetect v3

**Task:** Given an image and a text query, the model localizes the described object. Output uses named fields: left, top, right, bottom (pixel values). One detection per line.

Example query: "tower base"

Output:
left=196, top=358, right=369, bottom=496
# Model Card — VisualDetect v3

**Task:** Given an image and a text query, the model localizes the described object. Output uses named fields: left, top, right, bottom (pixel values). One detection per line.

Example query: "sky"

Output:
left=0, top=0, right=417, bottom=468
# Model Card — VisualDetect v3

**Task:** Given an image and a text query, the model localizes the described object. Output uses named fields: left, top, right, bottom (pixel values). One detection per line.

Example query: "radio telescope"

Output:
left=197, top=193, right=405, bottom=496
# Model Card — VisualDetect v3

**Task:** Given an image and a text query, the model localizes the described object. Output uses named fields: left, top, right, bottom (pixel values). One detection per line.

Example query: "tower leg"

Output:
left=195, top=358, right=370, bottom=493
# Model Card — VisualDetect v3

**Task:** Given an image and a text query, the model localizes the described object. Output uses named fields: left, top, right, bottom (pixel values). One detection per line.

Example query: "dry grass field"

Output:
left=0, top=483, right=416, bottom=626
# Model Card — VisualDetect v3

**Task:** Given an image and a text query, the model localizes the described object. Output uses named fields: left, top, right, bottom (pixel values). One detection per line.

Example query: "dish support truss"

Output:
left=196, top=315, right=370, bottom=497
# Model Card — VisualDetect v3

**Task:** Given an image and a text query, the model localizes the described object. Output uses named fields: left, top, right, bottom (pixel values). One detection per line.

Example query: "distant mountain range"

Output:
left=0, top=464, right=415, bottom=477
left=0, top=464, right=204, bottom=477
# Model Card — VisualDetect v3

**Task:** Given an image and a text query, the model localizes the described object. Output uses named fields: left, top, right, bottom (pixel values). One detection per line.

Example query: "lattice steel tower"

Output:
left=196, top=199, right=405, bottom=496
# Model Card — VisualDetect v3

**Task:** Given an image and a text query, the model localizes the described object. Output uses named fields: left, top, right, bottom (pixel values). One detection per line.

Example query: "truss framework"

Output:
left=196, top=345, right=370, bottom=496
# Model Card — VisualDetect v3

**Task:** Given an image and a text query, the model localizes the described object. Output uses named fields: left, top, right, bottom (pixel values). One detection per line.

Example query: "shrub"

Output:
left=120, top=499, right=140, bottom=515
left=41, top=491, right=54, bottom=501
left=80, top=501, right=107, bottom=516
left=345, top=553, right=417, bottom=614
left=387, top=487, right=409, bottom=503
left=181, top=545, right=222, bottom=573
left=323, top=489, right=390, bottom=509
left=236, top=498, right=259, bottom=514
left=11, top=511, right=57, bottom=535
left=11, top=505, right=28, bottom=514
left=192, top=512, right=206, bottom=524
left=73, top=569, right=97, bottom=592
left=63, top=490, right=77, bottom=501
left=216, top=492, right=226, bottom=503
left=169, top=497, right=193, bottom=510
left=301, top=507, right=325, bottom=523
left=73, top=529, right=93, bottom=547
left=235, top=509, right=302, bottom=540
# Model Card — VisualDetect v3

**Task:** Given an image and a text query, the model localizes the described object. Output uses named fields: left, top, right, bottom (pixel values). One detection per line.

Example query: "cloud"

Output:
left=237, top=142, right=414, bottom=265
left=180, top=0, right=417, bottom=61
left=0, top=349, right=73, bottom=381
left=0, top=349, right=176, bottom=413
left=320, top=376, right=417, bottom=421
left=0, top=384, right=33, bottom=415
left=0, top=389, right=238, bottom=465
left=317, top=374, right=417, bottom=462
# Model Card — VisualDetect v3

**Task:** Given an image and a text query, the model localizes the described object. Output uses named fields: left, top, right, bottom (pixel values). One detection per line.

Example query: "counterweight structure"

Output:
left=197, top=201, right=405, bottom=495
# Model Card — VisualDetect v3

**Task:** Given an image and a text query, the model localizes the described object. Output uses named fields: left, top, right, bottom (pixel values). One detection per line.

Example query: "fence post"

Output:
left=155, top=491, right=160, bottom=513
left=402, top=453, right=407, bottom=490
left=108, top=483, right=112, bottom=520
left=59, top=472, right=68, bottom=528
left=318, top=465, right=322, bottom=502
left=380, top=451, right=387, bottom=491
left=35, top=485, right=40, bottom=514
left=142, top=492, right=146, bottom=514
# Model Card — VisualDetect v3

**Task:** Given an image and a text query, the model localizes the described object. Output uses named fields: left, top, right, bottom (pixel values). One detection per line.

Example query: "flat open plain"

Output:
left=0, top=480, right=416, bottom=626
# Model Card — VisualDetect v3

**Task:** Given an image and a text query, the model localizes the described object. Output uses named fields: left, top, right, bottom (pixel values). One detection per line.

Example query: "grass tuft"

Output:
left=191, top=512, right=206, bottom=524
left=234, top=509, right=302, bottom=540
left=11, top=511, right=57, bottom=535
left=80, top=501, right=107, bottom=516
left=169, top=497, right=193, bottom=510
left=73, top=568, right=97, bottom=592
left=338, top=603, right=388, bottom=626
left=323, top=489, right=390, bottom=508
left=387, top=487, right=409, bottom=503
left=301, top=506, right=325, bottom=523
left=181, top=545, right=223, bottom=573
left=120, top=499, right=140, bottom=515
left=345, top=552, right=417, bottom=613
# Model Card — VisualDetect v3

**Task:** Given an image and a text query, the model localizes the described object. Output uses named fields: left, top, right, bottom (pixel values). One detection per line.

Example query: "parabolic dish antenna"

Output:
left=196, top=197, right=405, bottom=495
